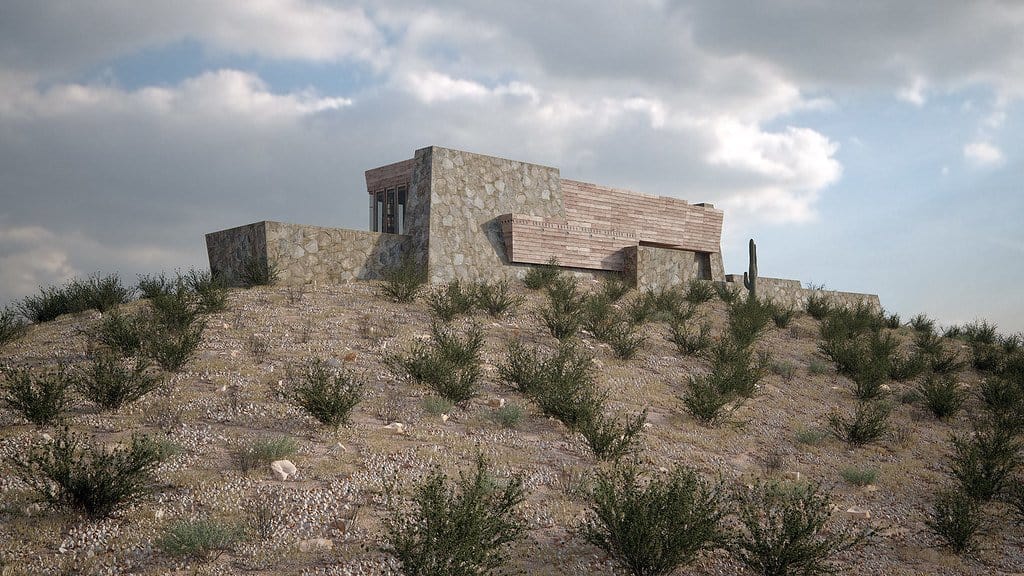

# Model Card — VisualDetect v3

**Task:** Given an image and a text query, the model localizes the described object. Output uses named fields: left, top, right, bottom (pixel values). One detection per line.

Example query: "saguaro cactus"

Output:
left=743, top=239, right=757, bottom=299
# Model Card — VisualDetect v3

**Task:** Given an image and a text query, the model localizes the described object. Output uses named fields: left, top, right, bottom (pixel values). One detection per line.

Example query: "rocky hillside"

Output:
left=1, top=276, right=1022, bottom=576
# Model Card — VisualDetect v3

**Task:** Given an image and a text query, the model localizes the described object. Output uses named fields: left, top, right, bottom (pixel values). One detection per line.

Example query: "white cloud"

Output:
left=897, top=76, right=928, bottom=106
left=963, top=141, right=1005, bottom=167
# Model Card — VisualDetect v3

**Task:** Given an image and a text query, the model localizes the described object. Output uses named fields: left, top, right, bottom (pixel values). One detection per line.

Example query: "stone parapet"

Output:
left=723, top=275, right=881, bottom=311
left=629, top=245, right=726, bottom=290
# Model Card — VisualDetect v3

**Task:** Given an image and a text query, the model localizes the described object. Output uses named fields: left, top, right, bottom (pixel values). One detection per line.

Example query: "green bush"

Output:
left=381, top=256, right=427, bottom=303
left=385, top=456, right=526, bottom=576
left=606, top=322, right=646, bottom=360
left=1004, top=480, right=1024, bottom=526
left=913, top=330, right=944, bottom=356
left=137, top=272, right=174, bottom=299
left=916, top=374, right=965, bottom=419
left=18, top=282, right=81, bottom=323
left=232, top=435, right=298, bottom=475
left=839, top=466, right=878, bottom=486
left=582, top=293, right=619, bottom=341
left=538, top=274, right=586, bottom=341
left=819, top=331, right=895, bottom=392
left=707, top=339, right=769, bottom=398
left=729, top=481, right=864, bottom=576
left=804, top=292, right=832, bottom=320
left=1, top=366, right=70, bottom=425
left=668, top=319, right=711, bottom=356
left=715, top=283, right=742, bottom=305
left=795, top=427, right=828, bottom=446
left=883, top=312, right=902, bottom=329
left=158, top=517, right=243, bottom=562
left=401, top=322, right=483, bottom=403
left=473, top=279, right=521, bottom=317
left=0, top=306, right=28, bottom=347
left=184, top=269, right=229, bottom=313
left=487, top=403, right=524, bottom=429
left=143, top=316, right=206, bottom=372
left=767, top=301, right=797, bottom=329
left=426, top=279, right=476, bottom=321
left=807, top=359, right=830, bottom=375
left=13, top=428, right=164, bottom=518
left=74, top=352, right=161, bottom=411
left=523, top=258, right=560, bottom=290
left=979, top=377, right=1024, bottom=433
left=148, top=281, right=202, bottom=331
left=828, top=401, right=891, bottom=446
left=421, top=395, right=455, bottom=416
left=927, top=488, right=982, bottom=554
left=498, top=341, right=603, bottom=429
left=970, top=341, right=1004, bottom=373
left=287, top=358, right=363, bottom=430
left=96, top=310, right=144, bottom=355
left=948, top=426, right=1020, bottom=502
left=727, top=297, right=773, bottom=348
left=684, top=279, right=716, bottom=305
left=770, top=360, right=796, bottom=382
left=578, top=409, right=647, bottom=460
left=582, top=464, right=724, bottom=576
left=238, top=255, right=279, bottom=287
left=889, top=351, right=927, bottom=381
left=682, top=374, right=734, bottom=425
left=930, top=348, right=966, bottom=375
left=908, top=313, right=935, bottom=334
left=960, top=320, right=999, bottom=346
left=599, top=273, right=633, bottom=303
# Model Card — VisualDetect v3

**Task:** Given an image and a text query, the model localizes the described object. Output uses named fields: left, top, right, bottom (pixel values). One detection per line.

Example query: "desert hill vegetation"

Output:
left=1, top=262, right=1024, bottom=575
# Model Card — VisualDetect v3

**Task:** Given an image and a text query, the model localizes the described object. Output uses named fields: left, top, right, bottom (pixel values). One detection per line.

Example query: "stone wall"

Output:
left=627, top=245, right=727, bottom=291
left=723, top=275, right=881, bottom=311
left=425, top=147, right=563, bottom=283
left=206, top=222, right=268, bottom=283
left=206, top=221, right=409, bottom=285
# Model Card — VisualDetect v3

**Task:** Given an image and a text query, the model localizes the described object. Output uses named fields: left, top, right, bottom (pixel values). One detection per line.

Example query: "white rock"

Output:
left=846, top=506, right=871, bottom=520
left=383, top=422, right=405, bottom=433
left=441, top=414, right=450, bottom=423
left=298, top=537, right=334, bottom=552
left=271, top=459, right=297, bottom=481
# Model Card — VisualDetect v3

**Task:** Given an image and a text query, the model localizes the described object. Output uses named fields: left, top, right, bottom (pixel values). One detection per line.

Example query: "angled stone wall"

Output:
left=629, top=245, right=726, bottom=291
left=723, top=275, right=881, bottom=311
left=206, top=222, right=268, bottom=283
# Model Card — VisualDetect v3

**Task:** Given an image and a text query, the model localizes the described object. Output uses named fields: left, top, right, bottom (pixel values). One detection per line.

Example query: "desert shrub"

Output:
left=916, top=374, right=965, bottom=419
left=421, top=395, right=454, bottom=416
left=729, top=481, right=863, bottom=576
left=1, top=366, right=70, bottom=425
left=715, top=283, right=742, bottom=304
left=0, top=306, right=28, bottom=347
left=74, top=352, right=161, bottom=411
left=883, top=312, right=902, bottom=329
left=929, top=348, right=965, bottom=375
left=795, top=427, right=828, bottom=446
left=727, top=297, right=774, bottom=348
left=889, top=351, right=927, bottom=382
left=913, top=330, right=944, bottom=357
left=13, top=428, right=164, bottom=518
left=839, top=466, right=878, bottom=487
left=143, top=317, right=206, bottom=372
left=96, top=310, right=144, bottom=355
left=158, top=517, right=243, bottom=562
left=606, top=322, right=646, bottom=360
left=238, top=255, right=279, bottom=287
left=582, top=464, right=724, bottom=576
left=183, top=269, right=229, bottom=313
left=488, top=403, right=524, bottom=429
left=927, top=488, right=982, bottom=554
left=578, top=409, right=647, bottom=460
left=600, top=273, right=633, bottom=303
left=829, top=401, right=891, bottom=446
left=385, top=455, right=526, bottom=576
left=819, top=331, right=895, bottom=392
left=819, top=302, right=885, bottom=341
left=948, top=427, right=1020, bottom=502
left=473, top=279, right=521, bottom=317
left=18, top=283, right=81, bottom=323
left=624, top=291, right=656, bottom=325
left=499, top=341, right=603, bottom=429
left=232, top=435, right=298, bottom=475
left=523, top=257, right=560, bottom=290
left=808, top=359, right=829, bottom=375
left=960, top=320, right=999, bottom=346
left=682, top=374, right=734, bottom=425
left=137, top=272, right=173, bottom=299
left=708, top=339, right=769, bottom=398
left=908, top=313, right=935, bottom=335
left=1004, top=480, right=1024, bottom=526
left=426, top=279, right=476, bottom=321
left=770, top=360, right=796, bottom=381
left=684, top=279, right=716, bottom=305
left=804, top=292, right=832, bottom=320
left=381, top=256, right=426, bottom=303
left=401, top=322, right=483, bottom=403
left=287, top=358, right=363, bottom=430
left=668, top=319, right=711, bottom=356
left=767, top=301, right=797, bottom=329
left=978, top=377, right=1024, bottom=431
left=970, top=342, right=1003, bottom=373
left=539, top=274, right=586, bottom=340
left=582, top=293, right=619, bottom=340
left=70, top=273, right=136, bottom=313
left=1001, top=333, right=1022, bottom=354
left=1002, top=352, right=1024, bottom=387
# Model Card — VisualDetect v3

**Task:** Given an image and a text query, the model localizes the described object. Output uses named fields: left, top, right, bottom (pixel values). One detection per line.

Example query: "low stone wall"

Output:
left=723, top=275, right=881, bottom=311
left=207, top=221, right=410, bottom=285
left=628, top=245, right=726, bottom=291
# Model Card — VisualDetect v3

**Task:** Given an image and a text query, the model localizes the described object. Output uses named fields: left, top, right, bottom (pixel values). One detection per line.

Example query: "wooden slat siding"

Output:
left=501, top=215, right=631, bottom=271
left=561, top=179, right=723, bottom=254
left=364, top=158, right=415, bottom=193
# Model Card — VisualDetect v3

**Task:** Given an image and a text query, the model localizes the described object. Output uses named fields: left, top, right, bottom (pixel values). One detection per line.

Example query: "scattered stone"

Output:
left=441, top=413, right=450, bottom=423
left=486, top=398, right=506, bottom=408
left=846, top=506, right=871, bottom=520
left=271, top=459, right=298, bottom=481
left=40, top=432, right=53, bottom=442
left=643, top=422, right=653, bottom=429
left=880, top=384, right=892, bottom=392
left=332, top=442, right=348, bottom=454
left=343, top=351, right=357, bottom=362
left=298, top=538, right=334, bottom=552
left=783, top=471, right=802, bottom=481
left=383, top=422, right=405, bottom=433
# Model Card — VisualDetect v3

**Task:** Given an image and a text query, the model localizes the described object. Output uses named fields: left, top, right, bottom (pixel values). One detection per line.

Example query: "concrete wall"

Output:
left=206, top=221, right=409, bottom=285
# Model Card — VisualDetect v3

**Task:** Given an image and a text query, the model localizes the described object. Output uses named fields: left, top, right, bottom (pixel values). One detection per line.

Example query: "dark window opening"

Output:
left=371, top=185, right=407, bottom=234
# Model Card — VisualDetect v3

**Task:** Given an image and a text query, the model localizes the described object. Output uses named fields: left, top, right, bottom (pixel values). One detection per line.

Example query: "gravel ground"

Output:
left=1, top=279, right=1023, bottom=575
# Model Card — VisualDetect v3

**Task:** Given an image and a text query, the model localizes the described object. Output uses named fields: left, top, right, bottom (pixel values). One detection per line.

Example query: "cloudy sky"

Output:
left=1, top=1, right=1022, bottom=332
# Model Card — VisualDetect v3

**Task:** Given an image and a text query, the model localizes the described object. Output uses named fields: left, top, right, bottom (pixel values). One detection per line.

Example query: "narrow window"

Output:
left=375, top=190, right=385, bottom=232
left=397, top=185, right=407, bottom=234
